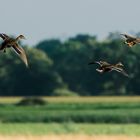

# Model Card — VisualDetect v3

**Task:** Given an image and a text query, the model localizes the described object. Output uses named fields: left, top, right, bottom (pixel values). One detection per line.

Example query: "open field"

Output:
left=0, top=96, right=139, bottom=138
left=0, top=123, right=139, bottom=136
left=1, top=96, right=140, bottom=104
left=0, top=96, right=140, bottom=123
left=0, top=123, right=140, bottom=140
left=0, top=135, right=140, bottom=140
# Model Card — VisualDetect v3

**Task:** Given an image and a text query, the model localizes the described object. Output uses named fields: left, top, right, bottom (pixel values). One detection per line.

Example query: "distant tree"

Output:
left=107, top=32, right=121, bottom=40
left=36, top=34, right=140, bottom=96
left=36, top=39, right=62, bottom=57
left=69, top=34, right=96, bottom=43
left=0, top=47, right=65, bottom=96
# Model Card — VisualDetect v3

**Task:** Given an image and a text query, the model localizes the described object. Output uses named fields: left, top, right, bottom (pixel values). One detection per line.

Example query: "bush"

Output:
left=16, top=97, right=47, bottom=106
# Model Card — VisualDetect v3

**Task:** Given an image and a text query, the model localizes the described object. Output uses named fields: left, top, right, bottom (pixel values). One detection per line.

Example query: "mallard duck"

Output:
left=120, top=33, right=140, bottom=47
left=0, top=33, right=28, bottom=67
left=88, top=60, right=129, bottom=77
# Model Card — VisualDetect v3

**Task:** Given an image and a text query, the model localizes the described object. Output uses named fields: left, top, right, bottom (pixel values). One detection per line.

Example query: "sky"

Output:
left=0, top=0, right=140, bottom=46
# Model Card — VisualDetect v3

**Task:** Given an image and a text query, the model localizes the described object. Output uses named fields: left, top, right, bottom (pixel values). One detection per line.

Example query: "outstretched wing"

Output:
left=100, top=61, right=110, bottom=67
left=0, top=33, right=9, bottom=40
left=11, top=43, right=28, bottom=67
left=88, top=61, right=100, bottom=65
left=88, top=61, right=110, bottom=67
left=111, top=66, right=129, bottom=77
left=120, top=34, right=136, bottom=39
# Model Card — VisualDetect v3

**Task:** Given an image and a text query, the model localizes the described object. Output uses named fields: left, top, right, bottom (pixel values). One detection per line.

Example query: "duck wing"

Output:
left=0, top=33, right=10, bottom=40
left=88, top=61, right=110, bottom=67
left=88, top=61, right=100, bottom=65
left=120, top=34, right=136, bottom=40
left=100, top=61, right=111, bottom=67
left=11, top=43, right=28, bottom=67
left=110, top=66, right=129, bottom=77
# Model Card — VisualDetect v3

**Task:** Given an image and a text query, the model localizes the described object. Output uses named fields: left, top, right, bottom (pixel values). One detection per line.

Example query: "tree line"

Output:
left=0, top=33, right=140, bottom=96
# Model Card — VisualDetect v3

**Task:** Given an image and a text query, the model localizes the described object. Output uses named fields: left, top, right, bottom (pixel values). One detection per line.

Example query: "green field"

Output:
left=0, top=96, right=139, bottom=135
left=0, top=123, right=139, bottom=136
left=1, top=96, right=140, bottom=103
left=0, top=96, right=140, bottom=123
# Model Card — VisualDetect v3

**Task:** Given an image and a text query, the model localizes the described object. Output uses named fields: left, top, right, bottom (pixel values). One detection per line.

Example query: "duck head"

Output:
left=15, top=35, right=26, bottom=42
left=18, top=35, right=26, bottom=40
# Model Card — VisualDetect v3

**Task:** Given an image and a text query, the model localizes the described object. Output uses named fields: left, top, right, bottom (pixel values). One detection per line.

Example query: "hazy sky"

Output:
left=1, top=0, right=140, bottom=46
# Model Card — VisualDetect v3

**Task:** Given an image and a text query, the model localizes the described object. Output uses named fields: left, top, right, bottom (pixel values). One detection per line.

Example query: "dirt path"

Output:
left=0, top=135, right=140, bottom=140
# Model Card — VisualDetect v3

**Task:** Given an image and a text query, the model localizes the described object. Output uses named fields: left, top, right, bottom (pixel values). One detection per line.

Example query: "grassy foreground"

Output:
left=0, top=123, right=140, bottom=136
left=0, top=135, right=140, bottom=140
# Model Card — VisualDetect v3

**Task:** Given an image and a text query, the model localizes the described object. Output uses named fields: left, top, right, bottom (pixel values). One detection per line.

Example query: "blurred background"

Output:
left=0, top=0, right=140, bottom=140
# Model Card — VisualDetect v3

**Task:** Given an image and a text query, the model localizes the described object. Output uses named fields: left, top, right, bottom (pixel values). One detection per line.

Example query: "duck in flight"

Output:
left=88, top=61, right=129, bottom=77
left=0, top=33, right=28, bottom=67
left=120, top=33, right=140, bottom=47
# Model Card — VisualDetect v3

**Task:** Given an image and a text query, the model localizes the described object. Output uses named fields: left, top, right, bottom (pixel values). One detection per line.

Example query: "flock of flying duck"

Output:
left=0, top=33, right=139, bottom=77
left=88, top=33, right=140, bottom=77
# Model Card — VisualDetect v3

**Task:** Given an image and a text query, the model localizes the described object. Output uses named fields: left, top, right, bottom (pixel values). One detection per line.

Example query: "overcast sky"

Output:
left=0, top=0, right=140, bottom=46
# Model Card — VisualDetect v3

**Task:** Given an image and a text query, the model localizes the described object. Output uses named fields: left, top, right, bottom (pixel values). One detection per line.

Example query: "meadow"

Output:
left=0, top=96, right=140, bottom=123
left=0, top=96, right=139, bottom=138
left=0, top=123, right=140, bottom=136
left=0, top=96, right=140, bottom=103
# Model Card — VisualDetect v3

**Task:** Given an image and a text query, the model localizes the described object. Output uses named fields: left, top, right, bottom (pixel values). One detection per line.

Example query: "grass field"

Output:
left=1, top=96, right=140, bottom=104
left=0, top=96, right=140, bottom=123
left=0, top=123, right=139, bottom=136
left=0, top=96, right=139, bottom=139
left=0, top=135, right=140, bottom=140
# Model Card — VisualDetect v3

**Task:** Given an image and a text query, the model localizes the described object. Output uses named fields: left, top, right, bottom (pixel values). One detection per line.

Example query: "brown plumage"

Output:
left=0, top=33, right=28, bottom=67
left=88, top=60, right=129, bottom=77
left=120, top=33, right=140, bottom=47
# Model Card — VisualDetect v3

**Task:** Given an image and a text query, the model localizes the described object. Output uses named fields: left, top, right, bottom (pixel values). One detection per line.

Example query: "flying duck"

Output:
left=120, top=33, right=140, bottom=47
left=0, top=33, right=28, bottom=67
left=88, top=60, right=129, bottom=77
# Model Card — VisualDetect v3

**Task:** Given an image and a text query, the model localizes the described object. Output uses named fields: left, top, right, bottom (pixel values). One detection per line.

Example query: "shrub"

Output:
left=16, top=97, right=47, bottom=106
